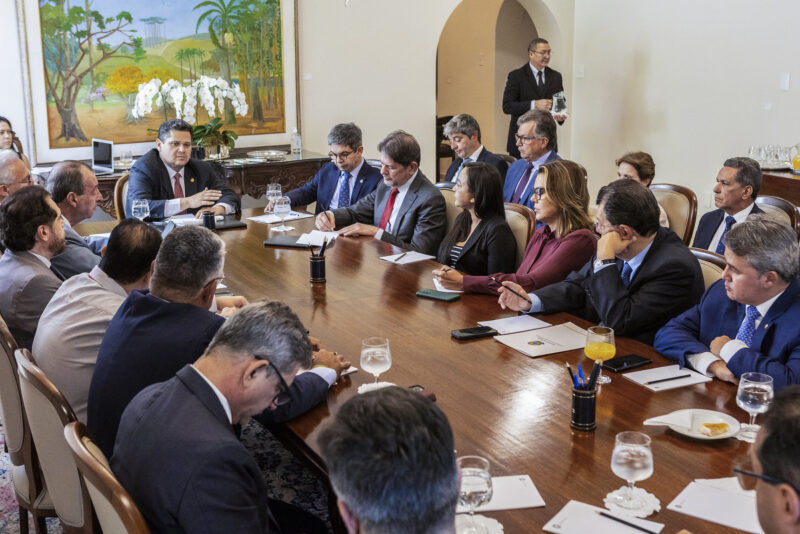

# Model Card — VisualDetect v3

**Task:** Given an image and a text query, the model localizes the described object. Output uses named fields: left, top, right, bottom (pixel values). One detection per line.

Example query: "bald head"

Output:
left=0, top=149, right=32, bottom=203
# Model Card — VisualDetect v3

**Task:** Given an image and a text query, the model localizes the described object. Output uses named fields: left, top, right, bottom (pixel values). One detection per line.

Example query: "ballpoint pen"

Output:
left=577, top=364, right=585, bottom=387
left=394, top=252, right=407, bottom=262
left=490, top=276, right=532, bottom=304
left=319, top=238, right=329, bottom=257
left=566, top=362, right=578, bottom=389
left=645, top=374, right=691, bottom=385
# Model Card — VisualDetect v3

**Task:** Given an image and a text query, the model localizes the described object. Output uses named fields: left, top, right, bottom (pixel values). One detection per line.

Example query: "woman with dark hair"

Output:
left=436, top=159, right=596, bottom=293
left=0, top=116, right=31, bottom=169
left=434, top=162, right=515, bottom=276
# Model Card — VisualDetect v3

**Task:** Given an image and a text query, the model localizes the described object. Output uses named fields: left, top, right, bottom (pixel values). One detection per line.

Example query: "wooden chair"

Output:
left=755, top=195, right=800, bottom=238
left=113, top=173, right=130, bottom=221
left=499, top=154, right=517, bottom=167
left=15, top=349, right=94, bottom=534
left=434, top=182, right=462, bottom=237
left=504, top=203, right=536, bottom=269
left=690, top=248, right=727, bottom=290
left=0, top=316, right=55, bottom=534
left=649, top=183, right=697, bottom=245
left=64, top=422, right=150, bottom=534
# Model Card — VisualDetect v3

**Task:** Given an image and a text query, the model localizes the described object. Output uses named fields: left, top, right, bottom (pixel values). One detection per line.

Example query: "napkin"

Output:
left=643, top=411, right=693, bottom=430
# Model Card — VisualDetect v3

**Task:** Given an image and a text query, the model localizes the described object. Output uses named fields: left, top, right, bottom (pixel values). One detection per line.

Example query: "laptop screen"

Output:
left=92, top=138, right=114, bottom=174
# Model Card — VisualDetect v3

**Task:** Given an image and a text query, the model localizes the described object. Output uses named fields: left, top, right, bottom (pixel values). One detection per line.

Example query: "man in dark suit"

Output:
left=316, top=130, right=447, bottom=255
left=502, top=38, right=567, bottom=158
left=498, top=179, right=704, bottom=344
left=692, top=157, right=764, bottom=253
left=88, top=226, right=348, bottom=457
left=656, top=216, right=800, bottom=390
left=442, top=114, right=508, bottom=183
left=0, top=186, right=65, bottom=349
left=47, top=161, right=105, bottom=278
left=503, top=109, right=560, bottom=211
left=112, top=302, right=328, bottom=533
left=126, top=118, right=240, bottom=219
left=268, top=122, right=381, bottom=213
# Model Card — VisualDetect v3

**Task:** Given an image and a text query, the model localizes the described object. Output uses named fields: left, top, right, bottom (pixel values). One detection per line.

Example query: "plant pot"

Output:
left=208, top=145, right=230, bottom=160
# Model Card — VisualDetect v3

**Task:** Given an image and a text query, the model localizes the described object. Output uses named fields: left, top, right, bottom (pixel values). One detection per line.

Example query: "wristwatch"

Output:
left=593, top=258, right=617, bottom=270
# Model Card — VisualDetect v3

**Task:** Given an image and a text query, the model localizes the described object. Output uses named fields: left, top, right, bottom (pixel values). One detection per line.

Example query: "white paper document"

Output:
left=456, top=475, right=545, bottom=513
left=478, top=315, right=550, bottom=335
left=433, top=278, right=463, bottom=293
left=296, top=231, right=338, bottom=247
left=379, top=251, right=435, bottom=264
left=543, top=500, right=664, bottom=533
left=668, top=479, right=763, bottom=534
left=168, top=214, right=225, bottom=227
left=494, top=322, right=587, bottom=358
left=623, top=364, right=712, bottom=392
left=247, top=211, right=314, bottom=225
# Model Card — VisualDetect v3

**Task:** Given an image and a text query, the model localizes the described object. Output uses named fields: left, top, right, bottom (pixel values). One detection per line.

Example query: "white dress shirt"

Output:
left=330, top=158, right=365, bottom=209
left=529, top=64, right=545, bottom=109
left=708, top=203, right=756, bottom=252
left=190, top=364, right=233, bottom=424
left=375, top=170, right=417, bottom=241
left=162, top=161, right=234, bottom=217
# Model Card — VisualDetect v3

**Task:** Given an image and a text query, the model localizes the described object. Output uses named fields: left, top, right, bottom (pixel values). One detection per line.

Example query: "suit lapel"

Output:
left=393, top=178, right=420, bottom=232
left=750, top=280, right=800, bottom=349
left=458, top=219, right=488, bottom=259
left=373, top=186, right=392, bottom=227
left=183, top=166, right=199, bottom=197
left=177, top=365, right=234, bottom=431
left=350, top=164, right=372, bottom=201
left=523, top=65, right=539, bottom=97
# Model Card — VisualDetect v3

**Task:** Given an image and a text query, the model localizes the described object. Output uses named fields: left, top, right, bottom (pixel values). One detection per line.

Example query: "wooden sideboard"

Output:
left=762, top=171, right=800, bottom=206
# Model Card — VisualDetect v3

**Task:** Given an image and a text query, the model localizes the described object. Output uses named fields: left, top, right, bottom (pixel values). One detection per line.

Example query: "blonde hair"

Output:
left=536, top=160, right=593, bottom=238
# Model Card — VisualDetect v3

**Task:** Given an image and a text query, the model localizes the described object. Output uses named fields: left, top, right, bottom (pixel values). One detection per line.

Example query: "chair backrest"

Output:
left=114, top=173, right=130, bottom=221
left=755, top=195, right=800, bottom=238
left=649, top=183, right=697, bottom=245
left=504, top=203, right=536, bottom=269
left=15, top=348, right=93, bottom=533
left=499, top=154, right=517, bottom=167
left=690, top=248, right=726, bottom=290
left=65, top=422, right=150, bottom=534
left=434, top=183, right=462, bottom=237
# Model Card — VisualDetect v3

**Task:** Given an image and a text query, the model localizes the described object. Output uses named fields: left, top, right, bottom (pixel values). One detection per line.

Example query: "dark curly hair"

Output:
left=0, top=186, right=58, bottom=252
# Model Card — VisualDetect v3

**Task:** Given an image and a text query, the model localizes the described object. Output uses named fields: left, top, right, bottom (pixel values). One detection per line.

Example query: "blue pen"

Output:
left=578, top=364, right=585, bottom=387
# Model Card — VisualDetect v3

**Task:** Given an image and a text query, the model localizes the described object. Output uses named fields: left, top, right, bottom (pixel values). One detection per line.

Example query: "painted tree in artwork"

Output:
left=106, top=65, right=147, bottom=122
left=194, top=0, right=238, bottom=123
left=40, top=0, right=145, bottom=141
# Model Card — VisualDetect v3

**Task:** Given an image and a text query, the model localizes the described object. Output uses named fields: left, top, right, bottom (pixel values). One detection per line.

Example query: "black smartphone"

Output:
left=602, top=353, right=652, bottom=373
left=416, top=289, right=461, bottom=302
left=451, top=326, right=498, bottom=341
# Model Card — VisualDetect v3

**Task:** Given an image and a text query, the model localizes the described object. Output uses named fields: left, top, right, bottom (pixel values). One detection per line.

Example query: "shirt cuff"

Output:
left=686, top=352, right=720, bottom=377
left=309, top=366, right=337, bottom=387
left=593, top=262, right=616, bottom=274
left=523, top=293, right=544, bottom=314
left=375, top=229, right=384, bottom=240
left=217, top=202, right=234, bottom=215
left=530, top=100, right=536, bottom=110
left=720, top=339, right=748, bottom=363
left=164, top=198, right=182, bottom=217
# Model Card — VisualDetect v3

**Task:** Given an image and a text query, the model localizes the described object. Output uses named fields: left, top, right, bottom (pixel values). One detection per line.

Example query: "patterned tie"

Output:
left=537, top=71, right=544, bottom=89
left=337, top=171, right=352, bottom=208
left=452, top=157, right=473, bottom=182
left=735, top=306, right=761, bottom=346
left=173, top=173, right=185, bottom=199
left=378, top=187, right=399, bottom=230
left=715, top=215, right=736, bottom=255
left=511, top=162, right=535, bottom=204
left=620, top=262, right=633, bottom=288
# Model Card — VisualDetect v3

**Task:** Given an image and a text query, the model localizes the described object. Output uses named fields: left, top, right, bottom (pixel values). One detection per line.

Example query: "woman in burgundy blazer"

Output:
left=434, top=160, right=596, bottom=294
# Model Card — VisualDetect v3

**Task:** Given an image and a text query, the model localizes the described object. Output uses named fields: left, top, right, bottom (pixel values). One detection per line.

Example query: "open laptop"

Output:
left=92, top=138, right=114, bottom=175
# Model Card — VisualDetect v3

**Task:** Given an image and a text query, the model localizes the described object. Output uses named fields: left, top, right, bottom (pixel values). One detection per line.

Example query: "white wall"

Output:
left=571, top=0, right=800, bottom=215
left=0, top=2, right=30, bottom=156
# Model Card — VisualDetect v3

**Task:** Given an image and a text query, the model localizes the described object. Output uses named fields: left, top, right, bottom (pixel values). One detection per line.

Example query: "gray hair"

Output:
left=150, top=226, right=225, bottom=299
left=528, top=37, right=549, bottom=53
left=319, top=386, right=459, bottom=534
left=723, top=214, right=799, bottom=282
left=443, top=114, right=481, bottom=141
left=517, top=109, right=557, bottom=150
left=723, top=157, right=762, bottom=200
left=47, top=160, right=92, bottom=203
left=204, top=301, right=313, bottom=375
left=327, top=123, right=362, bottom=150
left=0, top=149, right=23, bottom=186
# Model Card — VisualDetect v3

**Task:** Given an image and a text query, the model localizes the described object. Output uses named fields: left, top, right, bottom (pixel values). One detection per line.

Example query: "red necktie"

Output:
left=173, top=173, right=185, bottom=198
left=378, top=187, right=399, bottom=230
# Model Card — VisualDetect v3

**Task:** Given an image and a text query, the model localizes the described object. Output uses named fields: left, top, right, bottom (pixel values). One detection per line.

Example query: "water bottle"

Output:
left=291, top=128, right=302, bottom=154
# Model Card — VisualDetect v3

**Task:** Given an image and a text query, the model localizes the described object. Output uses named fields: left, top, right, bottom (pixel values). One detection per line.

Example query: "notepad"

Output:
left=455, top=475, right=545, bottom=513
left=668, top=479, right=763, bottom=534
left=433, top=278, right=463, bottom=293
left=379, top=251, right=435, bottom=264
left=247, top=211, right=314, bottom=224
left=494, top=322, right=587, bottom=358
left=543, top=500, right=664, bottom=533
left=623, top=364, right=711, bottom=392
left=478, top=315, right=550, bottom=335
left=296, top=231, right=338, bottom=246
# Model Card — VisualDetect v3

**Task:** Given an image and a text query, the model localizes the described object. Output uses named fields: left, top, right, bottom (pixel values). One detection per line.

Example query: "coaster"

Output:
left=603, top=486, right=661, bottom=518
left=357, top=381, right=396, bottom=394
left=456, top=513, right=504, bottom=533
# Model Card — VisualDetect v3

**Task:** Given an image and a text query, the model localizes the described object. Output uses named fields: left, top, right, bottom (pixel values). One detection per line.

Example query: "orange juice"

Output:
left=585, top=341, right=616, bottom=362
left=793, top=152, right=800, bottom=171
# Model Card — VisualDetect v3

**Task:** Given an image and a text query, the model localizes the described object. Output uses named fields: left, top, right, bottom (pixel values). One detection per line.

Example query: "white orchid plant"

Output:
left=131, top=76, right=248, bottom=125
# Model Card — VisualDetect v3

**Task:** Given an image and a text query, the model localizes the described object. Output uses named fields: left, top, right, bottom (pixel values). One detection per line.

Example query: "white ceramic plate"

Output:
left=247, top=149, right=287, bottom=161
left=665, top=409, right=741, bottom=440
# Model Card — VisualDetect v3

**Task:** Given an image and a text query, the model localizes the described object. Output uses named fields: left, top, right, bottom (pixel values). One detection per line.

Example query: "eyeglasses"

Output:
left=532, top=187, right=546, bottom=200
left=254, top=355, right=291, bottom=406
left=734, top=467, right=800, bottom=495
left=514, top=134, right=545, bottom=145
left=329, top=150, right=354, bottom=161
left=531, top=49, right=552, bottom=56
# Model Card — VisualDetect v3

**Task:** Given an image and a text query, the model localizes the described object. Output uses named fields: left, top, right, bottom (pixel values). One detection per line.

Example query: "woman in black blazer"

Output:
left=434, top=162, right=516, bottom=276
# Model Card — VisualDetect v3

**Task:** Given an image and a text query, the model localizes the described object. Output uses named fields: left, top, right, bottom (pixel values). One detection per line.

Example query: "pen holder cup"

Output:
left=310, top=255, right=326, bottom=283
left=570, top=387, right=597, bottom=431
left=202, top=211, right=216, bottom=230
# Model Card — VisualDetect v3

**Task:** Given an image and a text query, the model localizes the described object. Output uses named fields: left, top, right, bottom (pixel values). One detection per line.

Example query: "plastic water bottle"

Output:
left=291, top=128, right=302, bottom=154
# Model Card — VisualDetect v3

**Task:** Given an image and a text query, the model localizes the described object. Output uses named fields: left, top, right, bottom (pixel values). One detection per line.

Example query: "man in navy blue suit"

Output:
left=442, top=114, right=507, bottom=183
left=88, top=226, right=349, bottom=457
left=691, top=157, right=763, bottom=253
left=502, top=109, right=560, bottom=211
left=656, top=216, right=800, bottom=390
left=270, top=122, right=381, bottom=214
left=112, top=301, right=329, bottom=533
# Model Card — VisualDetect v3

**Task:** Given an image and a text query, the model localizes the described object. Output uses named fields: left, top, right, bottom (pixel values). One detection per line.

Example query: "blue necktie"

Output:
left=735, top=306, right=761, bottom=346
left=715, top=215, right=736, bottom=255
left=336, top=171, right=352, bottom=208
left=452, top=157, right=473, bottom=182
left=620, top=262, right=633, bottom=288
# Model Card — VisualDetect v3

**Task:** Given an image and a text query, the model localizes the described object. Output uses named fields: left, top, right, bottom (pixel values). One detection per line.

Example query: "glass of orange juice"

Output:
left=585, top=326, right=616, bottom=385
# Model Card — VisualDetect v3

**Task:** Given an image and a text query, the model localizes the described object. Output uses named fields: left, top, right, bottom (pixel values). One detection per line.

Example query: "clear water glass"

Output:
left=736, top=372, right=773, bottom=442
left=131, top=199, right=150, bottom=221
left=360, top=337, right=391, bottom=383
left=266, top=183, right=282, bottom=214
left=457, top=455, right=492, bottom=534
left=272, top=196, right=293, bottom=232
left=609, top=431, right=654, bottom=512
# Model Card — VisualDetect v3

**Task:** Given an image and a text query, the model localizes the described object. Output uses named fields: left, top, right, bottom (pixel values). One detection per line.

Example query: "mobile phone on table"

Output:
left=602, top=353, right=652, bottom=373
left=451, top=326, right=498, bottom=341
left=416, top=289, right=460, bottom=302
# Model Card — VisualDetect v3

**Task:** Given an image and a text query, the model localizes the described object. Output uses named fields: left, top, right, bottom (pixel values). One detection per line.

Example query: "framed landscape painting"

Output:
left=17, top=0, right=299, bottom=163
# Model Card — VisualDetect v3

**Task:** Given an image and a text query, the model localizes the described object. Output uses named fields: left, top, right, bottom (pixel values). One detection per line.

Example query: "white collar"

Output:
left=727, top=202, right=756, bottom=223
left=88, top=265, right=128, bottom=298
left=28, top=250, right=51, bottom=268
left=465, top=145, right=484, bottom=162
left=343, top=157, right=365, bottom=178
left=162, top=160, right=185, bottom=178
left=395, top=170, right=417, bottom=194
left=190, top=364, right=232, bottom=424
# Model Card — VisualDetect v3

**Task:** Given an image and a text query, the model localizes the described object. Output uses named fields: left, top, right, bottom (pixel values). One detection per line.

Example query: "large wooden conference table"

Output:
left=78, top=209, right=753, bottom=533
